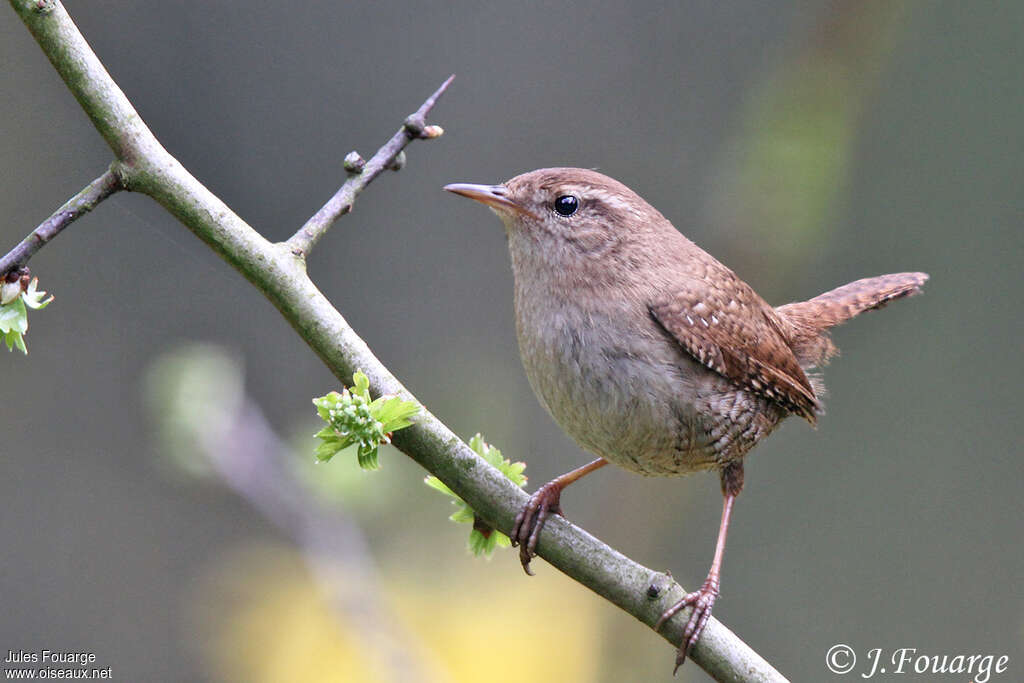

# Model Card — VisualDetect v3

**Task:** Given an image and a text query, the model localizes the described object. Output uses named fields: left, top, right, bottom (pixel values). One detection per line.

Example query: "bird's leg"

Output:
left=510, top=457, right=608, bottom=574
left=656, top=462, right=743, bottom=672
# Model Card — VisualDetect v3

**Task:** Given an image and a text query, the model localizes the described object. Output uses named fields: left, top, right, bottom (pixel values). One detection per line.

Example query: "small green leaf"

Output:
left=0, top=300, right=23, bottom=334
left=424, top=475, right=456, bottom=497
left=352, top=370, right=370, bottom=397
left=314, top=391, right=341, bottom=421
left=449, top=506, right=474, bottom=524
left=468, top=529, right=492, bottom=556
left=468, top=522, right=512, bottom=556
left=373, top=395, right=420, bottom=430
left=5, top=327, right=25, bottom=353
left=313, top=426, right=338, bottom=441
left=314, top=440, right=343, bottom=462
left=468, top=433, right=527, bottom=487
left=424, top=433, right=528, bottom=557
left=356, top=445, right=380, bottom=471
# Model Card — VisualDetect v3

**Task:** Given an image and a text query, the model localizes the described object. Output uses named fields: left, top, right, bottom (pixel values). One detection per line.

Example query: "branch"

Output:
left=0, top=167, right=121, bottom=277
left=9, top=2, right=786, bottom=680
left=286, top=74, right=454, bottom=258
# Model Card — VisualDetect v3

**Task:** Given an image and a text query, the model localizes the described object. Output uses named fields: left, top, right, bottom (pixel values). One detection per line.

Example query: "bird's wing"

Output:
left=649, top=271, right=820, bottom=423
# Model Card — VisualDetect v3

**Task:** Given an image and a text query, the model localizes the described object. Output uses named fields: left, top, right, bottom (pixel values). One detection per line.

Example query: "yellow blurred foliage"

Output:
left=189, top=541, right=603, bottom=683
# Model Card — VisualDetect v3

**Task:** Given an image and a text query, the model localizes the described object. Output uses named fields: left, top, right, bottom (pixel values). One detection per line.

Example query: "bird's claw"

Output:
left=509, top=481, right=564, bottom=575
left=655, top=577, right=720, bottom=673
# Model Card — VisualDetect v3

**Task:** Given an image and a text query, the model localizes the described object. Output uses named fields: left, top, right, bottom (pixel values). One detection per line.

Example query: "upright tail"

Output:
left=777, top=272, right=929, bottom=367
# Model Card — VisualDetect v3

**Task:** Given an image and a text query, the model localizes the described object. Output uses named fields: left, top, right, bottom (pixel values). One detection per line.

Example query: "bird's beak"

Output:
left=444, top=183, right=533, bottom=217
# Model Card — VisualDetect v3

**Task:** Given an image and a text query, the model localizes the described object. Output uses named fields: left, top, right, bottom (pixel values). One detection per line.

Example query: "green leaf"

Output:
left=449, top=506, right=474, bottom=524
left=352, top=370, right=370, bottom=398
left=313, top=426, right=338, bottom=441
left=356, top=445, right=380, bottom=471
left=468, top=433, right=527, bottom=487
left=5, top=328, right=19, bottom=352
left=314, top=441, right=342, bottom=462
left=467, top=524, right=511, bottom=556
left=424, top=475, right=456, bottom=497
left=313, top=391, right=342, bottom=421
left=0, top=301, right=22, bottom=334
left=373, top=395, right=420, bottom=429
left=423, top=433, right=528, bottom=557
left=0, top=296, right=31, bottom=354
left=468, top=528, right=493, bottom=556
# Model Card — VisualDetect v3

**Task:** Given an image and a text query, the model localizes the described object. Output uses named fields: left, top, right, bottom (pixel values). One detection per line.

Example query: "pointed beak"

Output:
left=444, top=183, right=533, bottom=217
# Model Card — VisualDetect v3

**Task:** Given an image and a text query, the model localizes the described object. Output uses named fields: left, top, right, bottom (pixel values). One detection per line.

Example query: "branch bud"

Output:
left=403, top=115, right=425, bottom=137
left=387, top=151, right=407, bottom=172
left=0, top=280, right=21, bottom=305
left=420, top=125, right=444, bottom=139
left=343, top=151, right=365, bottom=174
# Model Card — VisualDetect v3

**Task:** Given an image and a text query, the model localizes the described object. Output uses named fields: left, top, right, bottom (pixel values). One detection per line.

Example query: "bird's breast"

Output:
left=512, top=286, right=722, bottom=475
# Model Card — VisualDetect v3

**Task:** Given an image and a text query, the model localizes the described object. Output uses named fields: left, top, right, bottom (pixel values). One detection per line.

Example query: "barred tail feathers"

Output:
left=777, top=272, right=928, bottom=367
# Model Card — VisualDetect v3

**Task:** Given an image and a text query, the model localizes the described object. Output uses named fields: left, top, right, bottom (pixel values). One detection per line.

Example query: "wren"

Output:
left=445, top=168, right=927, bottom=671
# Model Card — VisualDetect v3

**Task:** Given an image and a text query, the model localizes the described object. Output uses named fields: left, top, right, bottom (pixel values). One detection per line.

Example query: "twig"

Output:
left=0, top=167, right=121, bottom=277
left=8, top=2, right=786, bottom=680
left=286, top=75, right=454, bottom=258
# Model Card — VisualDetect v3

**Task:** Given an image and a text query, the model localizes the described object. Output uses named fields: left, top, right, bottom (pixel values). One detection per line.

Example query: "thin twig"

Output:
left=0, top=167, right=121, bottom=277
left=8, top=3, right=785, bottom=680
left=286, top=74, right=455, bottom=258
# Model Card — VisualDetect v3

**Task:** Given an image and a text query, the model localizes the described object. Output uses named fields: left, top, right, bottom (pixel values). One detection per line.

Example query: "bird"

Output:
left=444, top=167, right=927, bottom=671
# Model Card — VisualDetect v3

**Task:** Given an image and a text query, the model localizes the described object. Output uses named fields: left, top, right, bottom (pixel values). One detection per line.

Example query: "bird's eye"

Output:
left=553, top=195, right=579, bottom=217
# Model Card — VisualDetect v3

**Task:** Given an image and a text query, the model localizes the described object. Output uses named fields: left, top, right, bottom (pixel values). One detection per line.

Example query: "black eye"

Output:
left=553, top=195, right=579, bottom=216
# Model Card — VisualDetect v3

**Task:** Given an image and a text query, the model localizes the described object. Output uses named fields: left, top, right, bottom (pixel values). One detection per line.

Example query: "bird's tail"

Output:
left=777, top=272, right=929, bottom=367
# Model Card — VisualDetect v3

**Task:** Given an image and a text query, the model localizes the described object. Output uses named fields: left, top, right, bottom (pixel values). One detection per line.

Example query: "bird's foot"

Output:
left=509, top=480, right=564, bottom=575
left=655, top=576, right=720, bottom=673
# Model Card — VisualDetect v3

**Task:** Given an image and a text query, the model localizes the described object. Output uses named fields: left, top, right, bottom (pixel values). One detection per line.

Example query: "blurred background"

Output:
left=1, top=1, right=1020, bottom=681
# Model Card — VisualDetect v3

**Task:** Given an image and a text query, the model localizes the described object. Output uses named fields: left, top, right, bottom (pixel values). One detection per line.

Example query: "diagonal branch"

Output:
left=9, top=2, right=786, bottom=680
left=0, top=167, right=121, bottom=277
left=286, top=74, right=454, bottom=258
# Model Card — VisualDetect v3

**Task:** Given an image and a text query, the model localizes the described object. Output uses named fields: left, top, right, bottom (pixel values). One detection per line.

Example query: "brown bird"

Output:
left=445, top=168, right=927, bottom=671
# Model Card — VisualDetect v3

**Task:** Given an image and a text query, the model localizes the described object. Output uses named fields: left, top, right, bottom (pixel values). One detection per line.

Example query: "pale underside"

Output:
left=515, top=289, right=788, bottom=477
